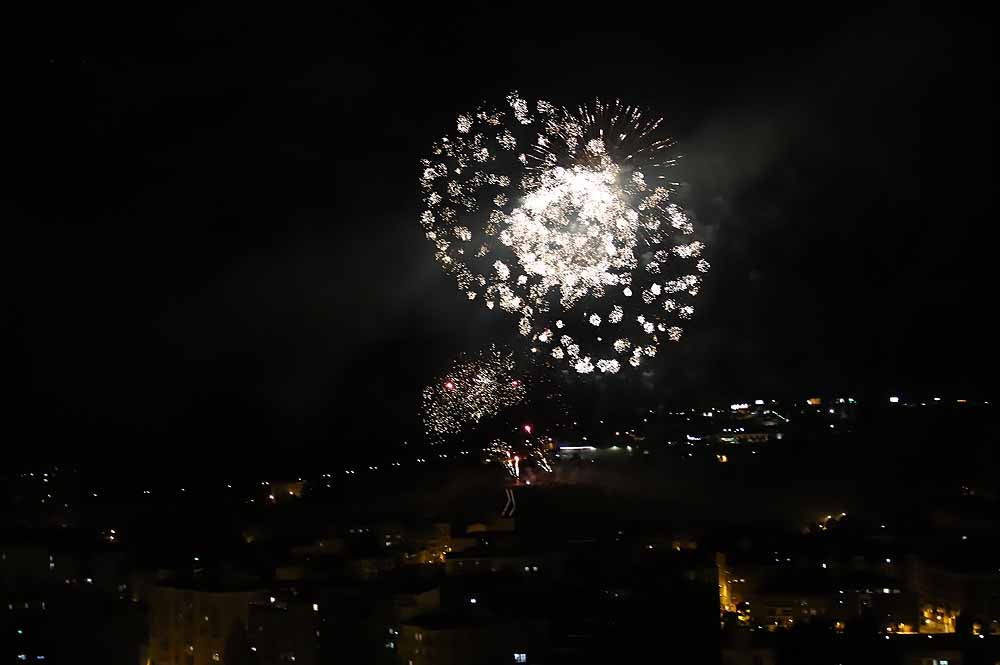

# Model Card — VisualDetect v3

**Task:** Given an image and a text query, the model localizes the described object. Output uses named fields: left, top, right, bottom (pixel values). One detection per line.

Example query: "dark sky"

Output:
left=5, top=7, right=992, bottom=458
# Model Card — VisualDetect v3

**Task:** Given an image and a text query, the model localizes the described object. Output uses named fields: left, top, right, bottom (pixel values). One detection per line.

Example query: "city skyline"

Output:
left=2, top=8, right=996, bottom=664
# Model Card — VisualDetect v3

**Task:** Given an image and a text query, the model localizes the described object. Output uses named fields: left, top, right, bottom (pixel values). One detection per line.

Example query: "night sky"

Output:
left=6, top=7, right=992, bottom=459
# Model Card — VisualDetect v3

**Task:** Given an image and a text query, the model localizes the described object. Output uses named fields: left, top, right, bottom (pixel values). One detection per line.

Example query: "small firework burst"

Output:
left=421, top=346, right=527, bottom=442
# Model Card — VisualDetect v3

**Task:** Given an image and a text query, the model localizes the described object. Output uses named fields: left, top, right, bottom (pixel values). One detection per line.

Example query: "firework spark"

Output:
left=420, top=93, right=708, bottom=373
left=484, top=434, right=554, bottom=480
left=421, top=346, right=527, bottom=442
left=485, top=439, right=520, bottom=479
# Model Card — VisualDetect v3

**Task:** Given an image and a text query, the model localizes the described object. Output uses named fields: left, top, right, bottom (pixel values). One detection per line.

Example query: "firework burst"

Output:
left=420, top=93, right=708, bottom=373
left=421, top=346, right=527, bottom=442
left=484, top=439, right=520, bottom=479
left=484, top=433, right=554, bottom=480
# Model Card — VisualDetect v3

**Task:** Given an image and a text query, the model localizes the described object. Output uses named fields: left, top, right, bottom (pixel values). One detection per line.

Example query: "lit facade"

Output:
left=146, top=583, right=261, bottom=665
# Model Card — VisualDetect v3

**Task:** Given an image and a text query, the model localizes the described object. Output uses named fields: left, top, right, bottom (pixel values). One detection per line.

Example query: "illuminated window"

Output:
left=514, top=654, right=528, bottom=663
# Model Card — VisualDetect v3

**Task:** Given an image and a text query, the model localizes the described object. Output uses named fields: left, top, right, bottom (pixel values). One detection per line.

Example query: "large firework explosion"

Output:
left=420, top=346, right=527, bottom=443
left=420, top=93, right=709, bottom=374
